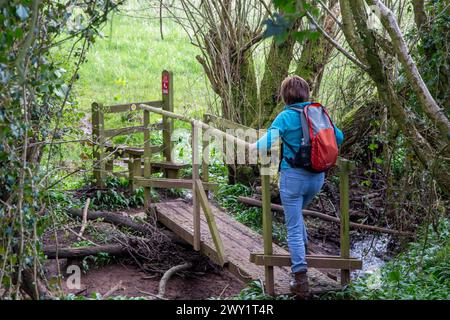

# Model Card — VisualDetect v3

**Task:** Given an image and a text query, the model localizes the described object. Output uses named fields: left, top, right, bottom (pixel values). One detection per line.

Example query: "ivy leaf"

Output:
left=16, top=5, right=29, bottom=21
left=307, top=31, right=320, bottom=41
left=388, top=270, right=401, bottom=282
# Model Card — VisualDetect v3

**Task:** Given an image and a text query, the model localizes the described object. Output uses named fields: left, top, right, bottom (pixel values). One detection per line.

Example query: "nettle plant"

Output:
left=0, top=0, right=123, bottom=299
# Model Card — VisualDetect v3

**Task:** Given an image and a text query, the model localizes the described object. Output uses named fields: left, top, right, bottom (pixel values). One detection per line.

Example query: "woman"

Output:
left=255, top=76, right=344, bottom=298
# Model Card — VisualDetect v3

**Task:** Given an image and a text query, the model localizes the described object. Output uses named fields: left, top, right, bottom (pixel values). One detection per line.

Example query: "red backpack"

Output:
left=282, top=103, right=338, bottom=172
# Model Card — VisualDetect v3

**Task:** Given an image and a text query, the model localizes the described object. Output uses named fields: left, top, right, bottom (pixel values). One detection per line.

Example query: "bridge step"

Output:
left=154, top=200, right=340, bottom=295
left=134, top=177, right=218, bottom=190
left=249, top=253, right=362, bottom=270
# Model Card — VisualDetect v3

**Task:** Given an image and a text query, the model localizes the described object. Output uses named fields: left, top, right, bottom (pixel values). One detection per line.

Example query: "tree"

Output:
left=168, top=0, right=340, bottom=183
left=0, top=0, right=121, bottom=299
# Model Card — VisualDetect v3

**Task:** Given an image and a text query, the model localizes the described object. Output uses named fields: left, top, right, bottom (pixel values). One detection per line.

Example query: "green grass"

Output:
left=46, top=1, right=218, bottom=189
left=73, top=1, right=215, bottom=116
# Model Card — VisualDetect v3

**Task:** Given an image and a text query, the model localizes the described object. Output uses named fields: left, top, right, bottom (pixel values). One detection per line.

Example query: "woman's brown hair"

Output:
left=280, top=75, right=310, bottom=105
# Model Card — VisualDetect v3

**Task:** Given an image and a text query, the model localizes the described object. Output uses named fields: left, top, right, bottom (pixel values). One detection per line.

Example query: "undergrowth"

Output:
left=230, top=281, right=292, bottom=300
left=322, top=218, right=449, bottom=300
left=88, top=176, right=155, bottom=210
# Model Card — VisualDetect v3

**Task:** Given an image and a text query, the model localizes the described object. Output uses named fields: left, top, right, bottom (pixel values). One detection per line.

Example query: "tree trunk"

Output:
left=340, top=0, right=450, bottom=195
left=295, top=2, right=340, bottom=99
left=43, top=244, right=127, bottom=259
left=257, top=18, right=302, bottom=129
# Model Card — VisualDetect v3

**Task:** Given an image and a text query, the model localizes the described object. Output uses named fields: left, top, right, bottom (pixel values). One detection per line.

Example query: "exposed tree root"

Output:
left=157, top=262, right=193, bottom=299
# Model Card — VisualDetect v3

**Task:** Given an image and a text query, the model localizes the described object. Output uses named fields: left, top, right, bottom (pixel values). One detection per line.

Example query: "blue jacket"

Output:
left=256, top=102, right=344, bottom=170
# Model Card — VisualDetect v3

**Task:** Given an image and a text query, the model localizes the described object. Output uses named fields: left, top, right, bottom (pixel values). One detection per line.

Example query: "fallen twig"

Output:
left=103, top=281, right=123, bottom=298
left=77, top=198, right=90, bottom=240
left=136, top=288, right=167, bottom=300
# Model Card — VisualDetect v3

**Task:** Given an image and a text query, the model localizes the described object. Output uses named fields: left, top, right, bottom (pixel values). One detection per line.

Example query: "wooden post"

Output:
left=143, top=109, right=152, bottom=209
left=338, top=157, right=355, bottom=286
left=202, top=114, right=210, bottom=193
left=92, top=102, right=105, bottom=188
left=162, top=70, right=174, bottom=177
left=128, top=157, right=141, bottom=192
left=261, top=166, right=275, bottom=296
left=192, top=121, right=201, bottom=251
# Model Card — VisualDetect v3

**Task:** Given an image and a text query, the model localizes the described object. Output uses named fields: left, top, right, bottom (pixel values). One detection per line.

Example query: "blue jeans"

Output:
left=280, top=168, right=325, bottom=273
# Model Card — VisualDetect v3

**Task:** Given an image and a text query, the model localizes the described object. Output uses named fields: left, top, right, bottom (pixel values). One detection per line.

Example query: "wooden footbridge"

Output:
left=92, top=70, right=362, bottom=295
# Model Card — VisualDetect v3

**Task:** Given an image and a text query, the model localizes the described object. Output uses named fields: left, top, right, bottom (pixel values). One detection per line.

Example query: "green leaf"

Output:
left=388, top=270, right=401, bottom=282
left=307, top=31, right=320, bottom=41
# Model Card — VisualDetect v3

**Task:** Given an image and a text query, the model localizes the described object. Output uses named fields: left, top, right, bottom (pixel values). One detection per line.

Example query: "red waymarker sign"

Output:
left=162, top=73, right=169, bottom=94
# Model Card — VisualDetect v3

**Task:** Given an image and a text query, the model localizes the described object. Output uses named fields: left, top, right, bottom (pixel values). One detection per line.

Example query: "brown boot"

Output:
left=290, top=271, right=310, bottom=299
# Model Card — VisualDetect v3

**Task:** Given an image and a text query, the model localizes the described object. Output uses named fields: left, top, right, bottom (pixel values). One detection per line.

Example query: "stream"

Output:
left=351, top=234, right=392, bottom=278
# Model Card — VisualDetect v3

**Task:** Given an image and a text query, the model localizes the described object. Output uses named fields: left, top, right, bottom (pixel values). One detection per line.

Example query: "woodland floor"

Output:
left=42, top=211, right=343, bottom=299
left=45, top=260, right=243, bottom=299
left=41, top=172, right=394, bottom=299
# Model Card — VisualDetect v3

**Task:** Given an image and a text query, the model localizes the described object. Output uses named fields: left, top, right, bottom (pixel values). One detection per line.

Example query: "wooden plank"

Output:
left=154, top=200, right=340, bottom=294
left=92, top=102, right=105, bottom=188
left=134, top=177, right=218, bottom=190
left=261, top=170, right=275, bottom=296
left=139, top=105, right=251, bottom=151
left=202, top=114, right=210, bottom=184
left=338, top=157, right=355, bottom=286
left=143, top=110, right=152, bottom=209
left=155, top=205, right=224, bottom=268
left=195, top=179, right=226, bottom=266
left=103, top=126, right=145, bottom=138
left=128, top=158, right=142, bottom=191
left=162, top=70, right=174, bottom=163
left=249, top=253, right=362, bottom=269
left=103, top=123, right=164, bottom=138
left=105, top=100, right=162, bottom=113
left=192, top=122, right=201, bottom=251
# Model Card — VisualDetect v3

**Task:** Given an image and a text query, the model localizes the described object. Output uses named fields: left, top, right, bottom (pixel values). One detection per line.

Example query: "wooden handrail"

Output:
left=139, top=104, right=253, bottom=151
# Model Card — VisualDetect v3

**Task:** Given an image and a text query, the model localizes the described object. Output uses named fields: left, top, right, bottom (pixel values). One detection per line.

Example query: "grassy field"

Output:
left=73, top=1, right=215, bottom=119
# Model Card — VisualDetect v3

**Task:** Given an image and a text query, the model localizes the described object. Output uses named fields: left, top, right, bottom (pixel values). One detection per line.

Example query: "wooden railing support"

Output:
left=261, top=166, right=275, bottom=296
left=143, top=109, right=152, bottom=209
left=162, top=70, right=174, bottom=178
left=192, top=121, right=201, bottom=251
left=338, top=157, right=355, bottom=286
left=202, top=114, right=210, bottom=186
left=195, top=179, right=226, bottom=266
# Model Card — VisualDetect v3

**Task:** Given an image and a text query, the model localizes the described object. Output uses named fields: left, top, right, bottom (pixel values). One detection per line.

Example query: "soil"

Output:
left=45, top=260, right=244, bottom=299
left=42, top=210, right=245, bottom=300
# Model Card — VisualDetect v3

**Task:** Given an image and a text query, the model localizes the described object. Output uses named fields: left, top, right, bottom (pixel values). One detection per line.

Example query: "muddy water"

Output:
left=351, top=234, right=391, bottom=278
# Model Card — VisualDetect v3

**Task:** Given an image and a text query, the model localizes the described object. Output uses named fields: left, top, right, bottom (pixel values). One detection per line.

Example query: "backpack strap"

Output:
left=288, top=107, right=311, bottom=146
left=278, top=106, right=311, bottom=170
